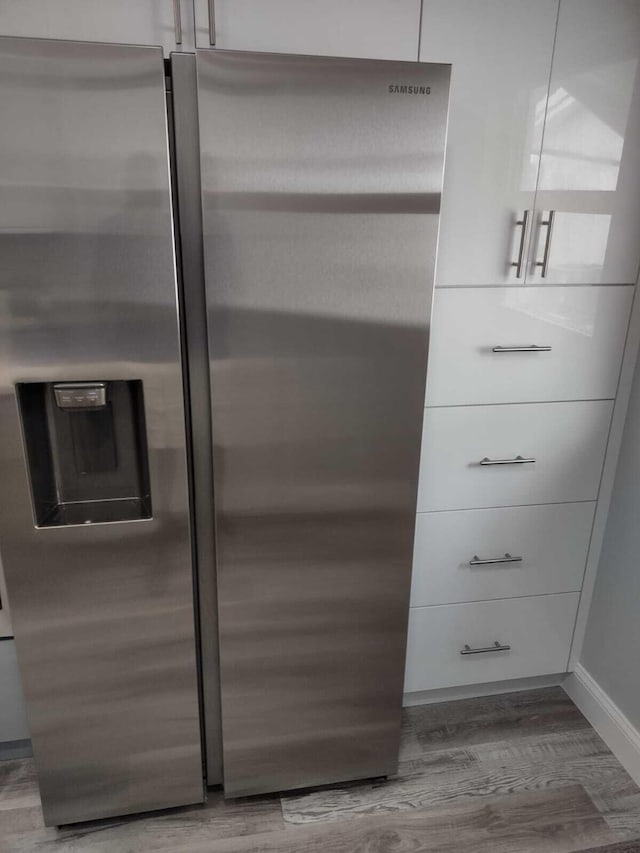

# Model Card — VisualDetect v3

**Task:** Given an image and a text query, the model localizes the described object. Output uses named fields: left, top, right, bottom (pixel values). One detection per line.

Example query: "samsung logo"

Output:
left=388, top=84, right=431, bottom=95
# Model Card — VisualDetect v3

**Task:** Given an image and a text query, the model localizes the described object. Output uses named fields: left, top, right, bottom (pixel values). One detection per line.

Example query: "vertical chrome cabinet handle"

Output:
left=461, top=641, right=511, bottom=655
left=469, top=553, right=523, bottom=566
left=479, top=455, right=535, bottom=465
left=173, top=0, right=183, bottom=44
left=208, top=0, right=216, bottom=44
left=510, top=210, right=529, bottom=278
left=535, top=210, right=555, bottom=278
left=492, top=345, right=552, bottom=353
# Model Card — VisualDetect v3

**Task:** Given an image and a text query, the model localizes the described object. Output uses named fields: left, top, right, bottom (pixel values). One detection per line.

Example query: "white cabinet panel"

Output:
left=426, top=286, right=632, bottom=405
left=411, top=503, right=595, bottom=607
left=0, top=553, right=11, bottom=638
left=0, top=640, right=29, bottom=742
left=419, top=0, right=558, bottom=285
left=195, top=0, right=421, bottom=59
left=418, top=400, right=613, bottom=512
left=533, top=0, right=640, bottom=284
left=0, top=0, right=194, bottom=54
left=404, top=593, right=579, bottom=692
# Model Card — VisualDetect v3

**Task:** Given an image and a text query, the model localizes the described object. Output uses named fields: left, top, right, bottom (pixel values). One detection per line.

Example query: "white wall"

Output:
left=581, top=343, right=640, bottom=730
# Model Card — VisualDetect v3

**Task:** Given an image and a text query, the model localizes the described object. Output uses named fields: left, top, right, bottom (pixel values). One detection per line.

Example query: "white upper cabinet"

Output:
left=419, top=0, right=559, bottom=286
left=532, top=0, right=640, bottom=284
left=194, top=0, right=421, bottom=59
left=0, top=0, right=195, bottom=54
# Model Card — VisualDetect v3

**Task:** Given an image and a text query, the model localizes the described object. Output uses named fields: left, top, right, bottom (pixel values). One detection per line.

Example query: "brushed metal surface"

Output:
left=196, top=50, right=450, bottom=797
left=171, top=52, right=223, bottom=787
left=0, top=37, right=203, bottom=825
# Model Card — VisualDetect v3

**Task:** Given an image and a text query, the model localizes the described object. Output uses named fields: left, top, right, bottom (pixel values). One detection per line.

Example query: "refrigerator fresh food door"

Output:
left=196, top=49, right=450, bottom=796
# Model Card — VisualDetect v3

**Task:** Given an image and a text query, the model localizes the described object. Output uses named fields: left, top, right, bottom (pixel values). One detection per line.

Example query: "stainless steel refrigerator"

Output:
left=0, top=35, right=450, bottom=824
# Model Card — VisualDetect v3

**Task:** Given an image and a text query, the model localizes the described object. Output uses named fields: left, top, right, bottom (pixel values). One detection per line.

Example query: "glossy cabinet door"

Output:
left=418, top=400, right=613, bottom=512
left=411, top=502, right=594, bottom=606
left=0, top=0, right=195, bottom=54
left=426, top=286, right=632, bottom=405
left=532, top=0, right=640, bottom=284
left=404, top=593, right=579, bottom=692
left=194, top=0, right=420, bottom=59
left=419, top=0, right=559, bottom=286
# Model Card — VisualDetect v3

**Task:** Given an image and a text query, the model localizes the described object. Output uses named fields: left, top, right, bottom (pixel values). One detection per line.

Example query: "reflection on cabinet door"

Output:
left=411, top=502, right=595, bottom=606
left=404, top=593, right=579, bottom=692
left=418, top=400, right=613, bottom=512
left=194, top=0, right=421, bottom=59
left=532, top=0, right=640, bottom=284
left=426, top=286, right=632, bottom=405
left=419, top=0, right=558, bottom=286
left=0, top=0, right=195, bottom=54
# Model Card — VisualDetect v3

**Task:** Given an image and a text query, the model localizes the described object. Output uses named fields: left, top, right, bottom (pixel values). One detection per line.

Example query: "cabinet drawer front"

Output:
left=404, top=593, right=579, bottom=693
left=418, top=400, right=612, bottom=512
left=426, top=287, right=632, bottom=406
left=411, top=503, right=595, bottom=607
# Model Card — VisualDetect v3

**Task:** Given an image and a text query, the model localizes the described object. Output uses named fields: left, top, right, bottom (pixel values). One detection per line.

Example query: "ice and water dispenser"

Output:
left=17, top=380, right=151, bottom=526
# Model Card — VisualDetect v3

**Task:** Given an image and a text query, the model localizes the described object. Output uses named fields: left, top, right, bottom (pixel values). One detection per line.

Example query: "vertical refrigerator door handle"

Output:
left=510, top=210, right=529, bottom=278
left=535, top=210, right=555, bottom=278
left=208, top=0, right=216, bottom=44
left=173, top=0, right=183, bottom=44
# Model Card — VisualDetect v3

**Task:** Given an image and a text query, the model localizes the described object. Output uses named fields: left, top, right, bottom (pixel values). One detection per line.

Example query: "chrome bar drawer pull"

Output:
left=480, top=455, right=536, bottom=466
left=461, top=641, right=511, bottom=655
left=510, top=209, right=529, bottom=278
left=535, top=210, right=555, bottom=278
left=173, top=0, right=183, bottom=44
left=492, top=345, right=552, bottom=353
left=208, top=0, right=216, bottom=44
left=469, top=553, right=523, bottom=566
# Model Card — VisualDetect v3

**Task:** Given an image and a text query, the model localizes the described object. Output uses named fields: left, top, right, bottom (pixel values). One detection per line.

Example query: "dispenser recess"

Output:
left=17, top=380, right=151, bottom=526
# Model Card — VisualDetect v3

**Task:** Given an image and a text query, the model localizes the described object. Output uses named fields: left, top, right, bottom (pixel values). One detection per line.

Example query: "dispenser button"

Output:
left=53, top=382, right=107, bottom=409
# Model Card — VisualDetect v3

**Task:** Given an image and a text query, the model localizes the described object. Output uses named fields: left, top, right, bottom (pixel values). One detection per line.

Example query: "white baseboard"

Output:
left=403, top=673, right=565, bottom=707
left=563, top=663, right=640, bottom=786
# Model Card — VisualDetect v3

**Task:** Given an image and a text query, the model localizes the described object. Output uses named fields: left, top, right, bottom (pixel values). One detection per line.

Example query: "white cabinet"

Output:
left=0, top=1, right=194, bottom=54
left=0, top=640, right=29, bottom=743
left=404, top=593, right=580, bottom=692
left=411, top=503, right=594, bottom=606
left=532, top=0, right=640, bottom=285
left=194, top=0, right=421, bottom=60
left=419, top=0, right=559, bottom=286
left=421, top=0, right=640, bottom=287
left=418, top=400, right=613, bottom=512
left=426, top=286, right=632, bottom=405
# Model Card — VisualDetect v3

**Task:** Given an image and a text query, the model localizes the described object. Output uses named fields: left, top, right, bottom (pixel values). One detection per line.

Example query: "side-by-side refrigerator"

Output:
left=0, top=35, right=450, bottom=825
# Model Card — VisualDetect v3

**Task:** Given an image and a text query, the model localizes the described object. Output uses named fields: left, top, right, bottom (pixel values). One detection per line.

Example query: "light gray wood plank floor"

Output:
left=2, top=687, right=640, bottom=852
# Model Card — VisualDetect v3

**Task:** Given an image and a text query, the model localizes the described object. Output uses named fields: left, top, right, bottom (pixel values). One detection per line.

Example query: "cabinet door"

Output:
left=0, top=0, right=195, bottom=54
left=531, top=0, right=640, bottom=284
left=419, top=0, right=559, bottom=286
left=194, top=0, right=421, bottom=59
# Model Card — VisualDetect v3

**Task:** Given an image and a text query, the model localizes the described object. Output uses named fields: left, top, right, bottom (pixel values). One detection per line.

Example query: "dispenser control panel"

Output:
left=53, top=382, right=107, bottom=410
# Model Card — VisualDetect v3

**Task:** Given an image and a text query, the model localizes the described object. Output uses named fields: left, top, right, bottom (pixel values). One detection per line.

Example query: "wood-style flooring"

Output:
left=2, top=687, right=640, bottom=852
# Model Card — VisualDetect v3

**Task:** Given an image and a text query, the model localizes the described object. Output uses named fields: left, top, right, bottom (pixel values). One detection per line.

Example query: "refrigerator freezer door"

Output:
left=197, top=50, right=450, bottom=796
left=0, top=38, right=203, bottom=825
